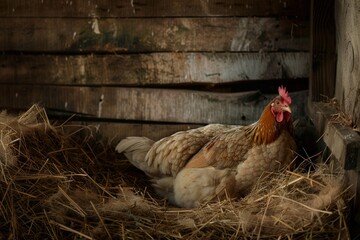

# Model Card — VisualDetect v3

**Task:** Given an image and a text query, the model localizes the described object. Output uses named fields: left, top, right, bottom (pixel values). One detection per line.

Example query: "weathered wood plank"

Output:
left=87, top=122, right=203, bottom=144
left=0, top=18, right=309, bottom=52
left=0, top=52, right=309, bottom=85
left=308, top=101, right=360, bottom=170
left=309, top=0, right=336, bottom=101
left=0, top=85, right=307, bottom=124
left=0, top=0, right=310, bottom=18
left=335, top=0, right=360, bottom=127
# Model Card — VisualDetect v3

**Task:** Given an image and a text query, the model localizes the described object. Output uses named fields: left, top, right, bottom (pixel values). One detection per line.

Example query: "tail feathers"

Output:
left=116, top=136, right=154, bottom=153
left=115, top=137, right=155, bottom=173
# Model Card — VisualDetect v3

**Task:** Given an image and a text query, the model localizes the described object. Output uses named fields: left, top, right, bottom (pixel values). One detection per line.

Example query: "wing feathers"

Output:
left=116, top=124, right=242, bottom=177
left=143, top=124, right=234, bottom=176
left=184, top=126, right=251, bottom=169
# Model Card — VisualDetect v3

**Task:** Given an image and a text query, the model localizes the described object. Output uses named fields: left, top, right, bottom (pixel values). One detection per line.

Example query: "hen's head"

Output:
left=270, top=86, right=292, bottom=123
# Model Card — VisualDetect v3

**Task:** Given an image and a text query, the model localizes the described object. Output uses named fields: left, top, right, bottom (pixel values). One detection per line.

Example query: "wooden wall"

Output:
left=0, top=0, right=310, bottom=141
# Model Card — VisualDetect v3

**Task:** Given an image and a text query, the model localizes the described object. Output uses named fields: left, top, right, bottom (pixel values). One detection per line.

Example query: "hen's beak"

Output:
left=282, top=105, right=292, bottom=113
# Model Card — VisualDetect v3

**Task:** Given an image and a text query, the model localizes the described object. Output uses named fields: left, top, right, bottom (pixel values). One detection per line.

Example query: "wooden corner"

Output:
left=308, top=101, right=360, bottom=170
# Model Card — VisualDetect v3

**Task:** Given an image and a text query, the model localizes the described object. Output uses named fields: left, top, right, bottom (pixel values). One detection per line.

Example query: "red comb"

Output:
left=278, top=86, right=291, bottom=105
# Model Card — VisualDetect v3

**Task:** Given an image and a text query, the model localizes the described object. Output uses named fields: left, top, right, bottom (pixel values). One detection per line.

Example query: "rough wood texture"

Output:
left=335, top=0, right=360, bottom=128
left=308, top=101, right=360, bottom=235
left=0, top=85, right=307, bottom=124
left=90, top=122, right=203, bottom=144
left=0, top=18, right=309, bottom=52
left=309, top=0, right=336, bottom=101
left=309, top=102, right=360, bottom=171
left=0, top=0, right=310, bottom=18
left=0, top=53, right=309, bottom=85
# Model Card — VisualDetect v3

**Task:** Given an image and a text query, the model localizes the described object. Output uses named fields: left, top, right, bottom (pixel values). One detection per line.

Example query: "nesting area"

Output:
left=0, top=105, right=351, bottom=239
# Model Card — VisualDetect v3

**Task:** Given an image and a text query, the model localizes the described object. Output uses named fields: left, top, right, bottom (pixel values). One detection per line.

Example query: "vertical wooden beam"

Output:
left=309, top=0, right=336, bottom=101
left=335, top=0, right=360, bottom=128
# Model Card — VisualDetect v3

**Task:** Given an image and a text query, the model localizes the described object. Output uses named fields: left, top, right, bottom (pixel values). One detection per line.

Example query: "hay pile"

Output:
left=0, top=105, right=351, bottom=239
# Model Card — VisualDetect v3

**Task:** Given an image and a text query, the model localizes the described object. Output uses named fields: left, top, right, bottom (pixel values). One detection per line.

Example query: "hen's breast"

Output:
left=172, top=166, right=237, bottom=208
left=235, top=130, right=296, bottom=192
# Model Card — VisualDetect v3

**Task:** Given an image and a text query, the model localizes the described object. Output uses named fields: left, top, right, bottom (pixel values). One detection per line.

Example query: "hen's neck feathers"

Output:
left=246, top=104, right=292, bottom=145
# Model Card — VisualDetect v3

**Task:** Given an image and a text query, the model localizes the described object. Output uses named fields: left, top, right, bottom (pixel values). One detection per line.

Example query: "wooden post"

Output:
left=309, top=0, right=336, bottom=101
left=335, top=0, right=360, bottom=128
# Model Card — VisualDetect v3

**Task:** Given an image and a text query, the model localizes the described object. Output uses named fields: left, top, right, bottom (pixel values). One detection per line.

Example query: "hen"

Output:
left=116, top=86, right=296, bottom=208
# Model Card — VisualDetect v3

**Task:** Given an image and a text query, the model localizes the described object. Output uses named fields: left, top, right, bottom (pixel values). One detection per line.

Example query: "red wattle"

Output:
left=276, top=112, right=284, bottom=122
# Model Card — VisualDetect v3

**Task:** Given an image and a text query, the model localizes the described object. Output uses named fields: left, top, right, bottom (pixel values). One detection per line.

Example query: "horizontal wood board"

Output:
left=0, top=18, right=309, bottom=52
left=88, top=122, right=204, bottom=144
left=0, top=52, right=309, bottom=85
left=0, top=85, right=307, bottom=124
left=0, top=0, right=311, bottom=132
left=0, top=0, right=310, bottom=18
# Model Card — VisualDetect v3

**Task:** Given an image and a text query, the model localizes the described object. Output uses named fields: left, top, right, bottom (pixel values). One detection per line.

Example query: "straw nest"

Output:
left=0, top=105, right=351, bottom=239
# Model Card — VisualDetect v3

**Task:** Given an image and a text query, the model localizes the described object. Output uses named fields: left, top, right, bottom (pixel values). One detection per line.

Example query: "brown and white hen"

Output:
left=116, top=86, right=296, bottom=208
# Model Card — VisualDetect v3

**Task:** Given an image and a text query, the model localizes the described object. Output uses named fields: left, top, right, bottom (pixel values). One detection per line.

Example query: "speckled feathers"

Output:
left=116, top=86, right=297, bottom=208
